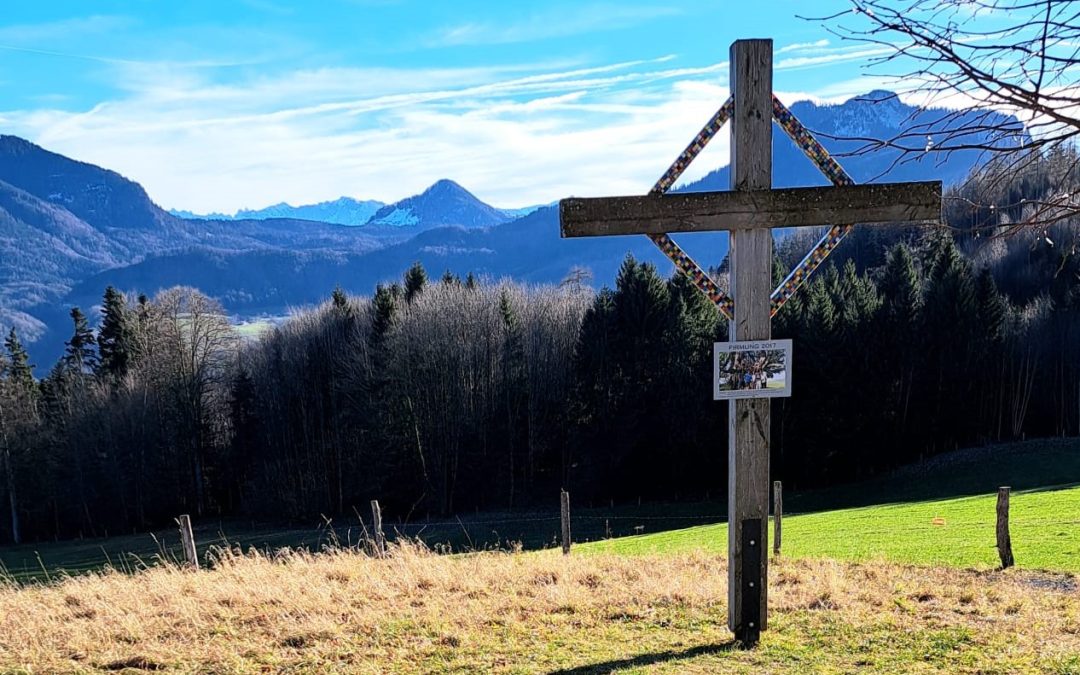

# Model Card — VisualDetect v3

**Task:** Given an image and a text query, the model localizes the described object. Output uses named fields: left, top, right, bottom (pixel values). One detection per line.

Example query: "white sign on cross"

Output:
left=559, top=38, right=942, bottom=646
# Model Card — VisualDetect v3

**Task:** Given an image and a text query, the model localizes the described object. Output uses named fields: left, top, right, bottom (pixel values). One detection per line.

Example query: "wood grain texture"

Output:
left=558, top=182, right=942, bottom=237
left=560, top=490, right=571, bottom=555
left=178, top=514, right=197, bottom=569
left=728, top=38, right=773, bottom=640
left=997, top=487, right=1014, bottom=569
left=371, top=499, right=386, bottom=558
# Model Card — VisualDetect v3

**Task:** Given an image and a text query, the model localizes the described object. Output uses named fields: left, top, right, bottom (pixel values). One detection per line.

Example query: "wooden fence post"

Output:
left=371, top=499, right=386, bottom=558
left=177, top=514, right=197, bottom=569
left=997, top=487, right=1014, bottom=569
left=772, top=481, right=782, bottom=557
left=560, top=490, right=571, bottom=555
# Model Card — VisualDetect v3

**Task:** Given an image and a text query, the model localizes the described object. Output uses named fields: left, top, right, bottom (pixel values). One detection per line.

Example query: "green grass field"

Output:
left=1, top=439, right=1079, bottom=673
left=584, top=438, right=1080, bottom=571
left=583, top=482, right=1080, bottom=572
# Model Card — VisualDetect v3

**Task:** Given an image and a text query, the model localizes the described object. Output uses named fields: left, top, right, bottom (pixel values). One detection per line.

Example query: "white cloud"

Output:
left=776, top=46, right=894, bottom=71
left=0, top=15, right=135, bottom=44
left=776, top=39, right=831, bottom=54
left=428, top=4, right=681, bottom=47
left=3, top=35, right=974, bottom=214
left=3, top=54, right=741, bottom=212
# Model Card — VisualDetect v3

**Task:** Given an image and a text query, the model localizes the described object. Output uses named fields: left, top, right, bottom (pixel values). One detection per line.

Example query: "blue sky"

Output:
left=0, top=1, right=912, bottom=212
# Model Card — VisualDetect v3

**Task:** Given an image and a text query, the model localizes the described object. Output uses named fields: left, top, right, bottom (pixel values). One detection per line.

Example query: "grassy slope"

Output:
left=585, top=438, right=1080, bottom=571
left=1, top=440, right=1079, bottom=673
left=583, top=483, right=1080, bottom=572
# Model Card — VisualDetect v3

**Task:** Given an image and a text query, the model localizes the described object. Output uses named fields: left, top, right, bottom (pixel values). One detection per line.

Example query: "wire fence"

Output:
left=5, top=486, right=1075, bottom=583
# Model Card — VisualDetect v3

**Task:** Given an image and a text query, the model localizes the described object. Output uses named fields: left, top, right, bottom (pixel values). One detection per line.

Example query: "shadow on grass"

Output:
left=547, top=641, right=738, bottom=674
left=787, top=438, right=1080, bottom=514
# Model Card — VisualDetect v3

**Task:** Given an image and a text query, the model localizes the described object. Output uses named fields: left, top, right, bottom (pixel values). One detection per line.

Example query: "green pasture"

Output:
left=583, top=483, right=1080, bottom=572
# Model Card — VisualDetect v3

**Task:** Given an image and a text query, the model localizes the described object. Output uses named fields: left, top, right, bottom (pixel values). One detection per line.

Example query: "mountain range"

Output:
left=0, top=91, right=1019, bottom=370
left=171, top=197, right=386, bottom=226
left=170, top=187, right=544, bottom=226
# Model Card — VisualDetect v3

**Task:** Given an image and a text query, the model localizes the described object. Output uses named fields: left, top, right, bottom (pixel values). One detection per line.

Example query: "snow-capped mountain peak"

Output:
left=171, top=196, right=385, bottom=226
left=364, top=179, right=509, bottom=230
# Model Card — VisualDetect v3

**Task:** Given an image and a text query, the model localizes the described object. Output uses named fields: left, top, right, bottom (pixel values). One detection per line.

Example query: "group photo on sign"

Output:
left=714, top=340, right=792, bottom=399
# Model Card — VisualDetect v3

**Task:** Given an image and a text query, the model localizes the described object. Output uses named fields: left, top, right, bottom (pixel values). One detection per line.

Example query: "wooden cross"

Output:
left=559, top=39, right=941, bottom=646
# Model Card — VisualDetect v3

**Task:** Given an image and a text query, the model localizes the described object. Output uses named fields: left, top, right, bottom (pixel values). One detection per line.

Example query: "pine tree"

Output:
left=613, top=256, right=672, bottom=351
left=975, top=268, right=1008, bottom=345
left=771, top=254, right=788, bottom=287
left=922, top=234, right=979, bottom=447
left=668, top=271, right=721, bottom=347
left=877, top=243, right=923, bottom=439
left=1, top=331, right=37, bottom=546
left=404, top=262, right=428, bottom=302
left=331, top=287, right=347, bottom=308
left=770, top=256, right=803, bottom=339
left=837, top=259, right=880, bottom=340
left=498, top=288, right=526, bottom=504
left=440, top=269, right=459, bottom=286
left=3, top=329, right=34, bottom=391
left=925, top=235, right=976, bottom=318
left=608, top=256, right=680, bottom=496
left=370, top=284, right=398, bottom=344
left=63, top=307, right=98, bottom=374
left=662, top=272, right=722, bottom=488
left=571, top=287, right=617, bottom=494
left=329, top=286, right=359, bottom=322
left=98, top=286, right=135, bottom=379
left=973, top=267, right=1011, bottom=439
left=136, top=293, right=151, bottom=328
left=227, top=367, right=259, bottom=511
left=924, top=234, right=978, bottom=357
left=879, top=244, right=921, bottom=333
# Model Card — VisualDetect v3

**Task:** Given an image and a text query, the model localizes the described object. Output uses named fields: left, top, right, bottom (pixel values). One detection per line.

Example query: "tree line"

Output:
left=2, top=155, right=1079, bottom=545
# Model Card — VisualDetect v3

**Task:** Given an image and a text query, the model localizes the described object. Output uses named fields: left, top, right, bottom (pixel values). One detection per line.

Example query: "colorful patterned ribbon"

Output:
left=645, top=94, right=858, bottom=320
left=769, top=95, right=856, bottom=316
left=647, top=97, right=736, bottom=319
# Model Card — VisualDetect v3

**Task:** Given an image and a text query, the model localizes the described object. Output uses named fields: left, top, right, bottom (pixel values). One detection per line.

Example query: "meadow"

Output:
left=1, top=439, right=1078, bottom=673
left=1, top=542, right=1078, bottom=673
left=585, top=483, right=1080, bottom=572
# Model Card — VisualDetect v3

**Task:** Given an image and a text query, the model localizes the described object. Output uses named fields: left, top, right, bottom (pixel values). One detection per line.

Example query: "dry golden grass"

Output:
left=1, top=543, right=1078, bottom=674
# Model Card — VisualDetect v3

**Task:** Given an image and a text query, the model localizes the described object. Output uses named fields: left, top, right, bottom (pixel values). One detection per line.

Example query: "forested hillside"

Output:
left=1, top=146, right=1078, bottom=545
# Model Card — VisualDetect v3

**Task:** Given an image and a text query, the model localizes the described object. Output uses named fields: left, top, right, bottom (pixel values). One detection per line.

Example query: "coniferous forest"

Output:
left=1, top=154, right=1080, bottom=545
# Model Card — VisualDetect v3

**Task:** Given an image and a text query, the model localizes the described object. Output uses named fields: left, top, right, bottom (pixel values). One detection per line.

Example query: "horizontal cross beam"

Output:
left=560, top=181, right=942, bottom=238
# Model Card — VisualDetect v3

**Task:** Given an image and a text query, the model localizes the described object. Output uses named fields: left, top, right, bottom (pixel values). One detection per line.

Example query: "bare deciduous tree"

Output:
left=815, top=0, right=1080, bottom=229
left=152, top=287, right=237, bottom=514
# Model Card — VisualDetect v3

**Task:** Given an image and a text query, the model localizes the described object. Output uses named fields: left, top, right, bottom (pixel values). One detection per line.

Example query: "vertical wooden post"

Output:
left=772, top=480, right=782, bottom=557
left=997, top=487, right=1014, bottom=569
left=177, top=514, right=197, bottom=569
left=727, top=38, right=773, bottom=646
left=371, top=499, right=386, bottom=558
left=560, top=489, right=571, bottom=555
